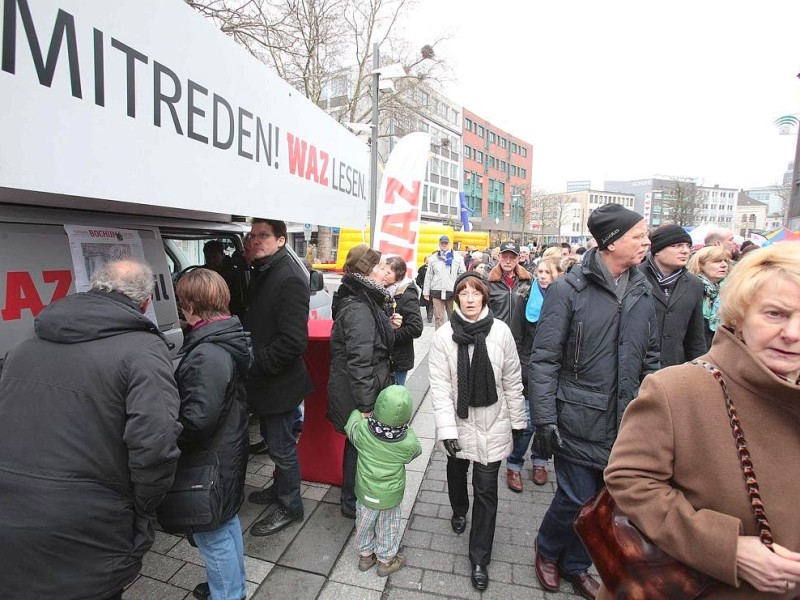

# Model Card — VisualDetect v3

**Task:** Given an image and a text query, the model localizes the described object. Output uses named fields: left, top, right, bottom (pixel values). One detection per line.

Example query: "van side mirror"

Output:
left=309, top=269, right=324, bottom=293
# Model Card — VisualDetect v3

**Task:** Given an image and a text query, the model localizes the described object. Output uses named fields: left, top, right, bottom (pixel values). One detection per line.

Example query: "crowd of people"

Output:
left=0, top=207, right=798, bottom=599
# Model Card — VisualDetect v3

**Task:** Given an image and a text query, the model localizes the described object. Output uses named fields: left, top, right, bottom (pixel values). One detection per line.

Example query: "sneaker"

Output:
left=377, top=554, right=406, bottom=577
left=358, top=553, right=377, bottom=572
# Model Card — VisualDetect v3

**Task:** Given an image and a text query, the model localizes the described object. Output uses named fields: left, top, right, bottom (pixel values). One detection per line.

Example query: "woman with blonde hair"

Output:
left=597, top=243, right=800, bottom=599
left=687, top=245, right=731, bottom=346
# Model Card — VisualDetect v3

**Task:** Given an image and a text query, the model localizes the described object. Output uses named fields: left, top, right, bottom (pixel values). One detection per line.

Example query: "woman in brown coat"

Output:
left=599, top=243, right=800, bottom=599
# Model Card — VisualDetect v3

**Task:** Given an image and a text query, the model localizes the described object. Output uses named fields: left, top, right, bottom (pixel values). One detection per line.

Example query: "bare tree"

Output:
left=529, top=190, right=572, bottom=244
left=185, top=0, right=449, bottom=259
left=659, top=178, right=701, bottom=227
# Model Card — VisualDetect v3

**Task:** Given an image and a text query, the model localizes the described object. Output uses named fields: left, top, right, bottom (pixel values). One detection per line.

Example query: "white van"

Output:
left=0, top=203, right=330, bottom=364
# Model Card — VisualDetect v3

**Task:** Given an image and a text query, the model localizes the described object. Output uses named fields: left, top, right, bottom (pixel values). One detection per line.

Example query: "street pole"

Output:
left=790, top=113, right=800, bottom=230
left=369, top=43, right=380, bottom=248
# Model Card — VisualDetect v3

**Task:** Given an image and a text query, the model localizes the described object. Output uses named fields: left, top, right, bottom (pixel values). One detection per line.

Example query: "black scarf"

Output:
left=367, top=415, right=409, bottom=441
left=450, top=308, right=498, bottom=419
left=337, top=273, right=394, bottom=352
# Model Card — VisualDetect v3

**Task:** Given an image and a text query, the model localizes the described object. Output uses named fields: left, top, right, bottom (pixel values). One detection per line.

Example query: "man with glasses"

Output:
left=639, top=224, right=707, bottom=367
left=245, top=219, right=313, bottom=536
left=422, top=235, right=466, bottom=329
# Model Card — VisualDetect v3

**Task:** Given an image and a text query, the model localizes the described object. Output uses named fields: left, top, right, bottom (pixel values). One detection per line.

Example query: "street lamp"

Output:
left=790, top=71, right=800, bottom=230
left=368, top=45, right=406, bottom=247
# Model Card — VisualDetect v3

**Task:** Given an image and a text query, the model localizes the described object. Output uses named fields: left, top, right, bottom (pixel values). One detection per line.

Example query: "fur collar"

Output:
left=488, top=264, right=533, bottom=283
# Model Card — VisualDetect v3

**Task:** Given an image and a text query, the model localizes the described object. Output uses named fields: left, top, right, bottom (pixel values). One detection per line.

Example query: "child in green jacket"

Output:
left=345, top=385, right=421, bottom=576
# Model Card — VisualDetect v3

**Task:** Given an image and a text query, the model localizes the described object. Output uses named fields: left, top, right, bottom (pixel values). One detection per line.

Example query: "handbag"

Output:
left=574, top=360, right=776, bottom=600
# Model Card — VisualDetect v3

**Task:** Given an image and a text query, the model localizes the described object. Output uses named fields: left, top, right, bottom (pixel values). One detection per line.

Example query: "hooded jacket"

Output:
left=327, top=274, right=394, bottom=433
left=530, top=248, right=661, bottom=469
left=245, top=246, right=313, bottom=415
left=345, top=387, right=421, bottom=510
left=391, top=281, right=424, bottom=372
left=173, top=317, right=252, bottom=530
left=0, top=290, right=182, bottom=600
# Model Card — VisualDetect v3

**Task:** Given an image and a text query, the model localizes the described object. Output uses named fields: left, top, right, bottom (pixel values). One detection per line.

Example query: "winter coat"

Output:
left=530, top=248, right=661, bottom=470
left=327, top=275, right=394, bottom=433
left=429, top=307, right=527, bottom=465
left=391, top=281, right=424, bottom=372
left=423, top=250, right=466, bottom=298
left=637, top=263, right=707, bottom=367
left=0, top=290, right=182, bottom=600
left=174, top=317, right=252, bottom=530
left=487, top=263, right=533, bottom=327
left=510, top=278, right=538, bottom=390
left=245, top=246, right=313, bottom=415
left=345, top=409, right=422, bottom=510
left=600, top=327, right=800, bottom=600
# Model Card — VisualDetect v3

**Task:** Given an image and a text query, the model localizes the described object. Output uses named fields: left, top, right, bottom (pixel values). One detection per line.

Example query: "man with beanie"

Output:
left=423, top=235, right=466, bottom=329
left=346, top=385, right=421, bottom=576
left=531, top=203, right=660, bottom=599
left=638, top=224, right=707, bottom=367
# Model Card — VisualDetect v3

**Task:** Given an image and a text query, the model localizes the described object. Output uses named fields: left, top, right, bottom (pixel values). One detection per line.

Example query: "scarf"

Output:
left=645, top=255, right=684, bottom=297
left=450, top=307, right=498, bottom=419
left=697, top=273, right=722, bottom=332
left=440, top=249, right=454, bottom=267
left=367, top=415, right=409, bottom=441
left=339, top=273, right=395, bottom=350
left=525, top=280, right=545, bottom=323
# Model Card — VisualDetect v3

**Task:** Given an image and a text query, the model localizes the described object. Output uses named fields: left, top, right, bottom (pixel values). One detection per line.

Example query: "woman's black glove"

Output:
left=532, top=424, right=563, bottom=459
left=512, top=429, right=524, bottom=442
left=442, top=439, right=461, bottom=458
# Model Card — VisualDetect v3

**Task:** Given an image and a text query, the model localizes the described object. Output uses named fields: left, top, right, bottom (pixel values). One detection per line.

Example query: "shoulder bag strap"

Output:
left=692, top=360, right=775, bottom=551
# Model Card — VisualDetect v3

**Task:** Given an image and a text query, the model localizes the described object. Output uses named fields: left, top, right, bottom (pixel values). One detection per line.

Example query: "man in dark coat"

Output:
left=0, top=259, right=182, bottom=600
left=245, top=219, right=313, bottom=536
left=531, top=204, right=661, bottom=599
left=639, top=224, right=707, bottom=367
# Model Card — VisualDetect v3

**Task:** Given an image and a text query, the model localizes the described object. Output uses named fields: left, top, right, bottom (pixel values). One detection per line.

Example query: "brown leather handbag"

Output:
left=574, top=361, right=776, bottom=600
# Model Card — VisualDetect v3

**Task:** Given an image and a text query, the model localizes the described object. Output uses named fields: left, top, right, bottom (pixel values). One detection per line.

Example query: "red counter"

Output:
left=297, top=319, right=344, bottom=486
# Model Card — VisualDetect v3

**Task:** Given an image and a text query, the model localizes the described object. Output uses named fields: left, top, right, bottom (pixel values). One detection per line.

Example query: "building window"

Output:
left=489, top=132, right=496, bottom=144
left=500, top=138, right=506, bottom=149
left=478, top=125, right=485, bottom=138
left=465, top=117, right=472, bottom=131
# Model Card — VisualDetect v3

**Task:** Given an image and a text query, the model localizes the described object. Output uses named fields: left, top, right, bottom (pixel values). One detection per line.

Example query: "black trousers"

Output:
left=341, top=438, right=358, bottom=513
left=446, top=455, right=501, bottom=567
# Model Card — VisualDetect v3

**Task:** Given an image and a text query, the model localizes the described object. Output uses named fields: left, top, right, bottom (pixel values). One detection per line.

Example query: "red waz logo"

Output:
left=1, top=271, right=73, bottom=321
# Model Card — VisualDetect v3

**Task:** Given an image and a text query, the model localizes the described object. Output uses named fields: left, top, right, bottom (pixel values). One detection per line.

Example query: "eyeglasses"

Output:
left=458, top=291, right=482, bottom=300
left=251, top=232, right=276, bottom=241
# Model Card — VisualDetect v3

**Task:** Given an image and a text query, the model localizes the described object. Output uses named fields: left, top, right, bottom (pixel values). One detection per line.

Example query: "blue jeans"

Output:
left=393, top=371, right=407, bottom=386
left=194, top=516, right=246, bottom=600
left=536, top=455, right=604, bottom=574
left=260, top=410, right=303, bottom=515
left=506, top=398, right=547, bottom=471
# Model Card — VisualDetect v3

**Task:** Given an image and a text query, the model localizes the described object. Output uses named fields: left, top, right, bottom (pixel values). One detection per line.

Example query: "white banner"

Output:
left=0, top=0, right=368, bottom=227
left=372, top=132, right=430, bottom=280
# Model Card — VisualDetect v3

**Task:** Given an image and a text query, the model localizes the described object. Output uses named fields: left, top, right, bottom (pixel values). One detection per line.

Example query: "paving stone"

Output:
left=167, top=561, right=206, bottom=591
left=488, top=541, right=535, bottom=566
left=244, top=472, right=271, bottom=488
left=512, top=562, right=542, bottom=587
left=481, top=579, right=545, bottom=600
left=400, top=469, right=424, bottom=517
left=139, top=551, right=185, bottom=582
left=409, top=514, right=458, bottom=536
left=411, top=501, right=439, bottom=517
left=428, top=530, right=468, bottom=555
left=166, top=537, right=204, bottom=567
left=326, top=531, right=386, bottom=592
left=150, top=530, right=183, bottom=554
left=385, top=564, right=424, bottom=590
left=243, top=499, right=317, bottom=563
left=317, top=580, right=383, bottom=600
left=400, top=528, right=433, bottom=550
left=302, top=484, right=330, bottom=501
left=243, top=555, right=274, bottom=583
left=321, top=485, right=342, bottom=504
left=251, top=565, right=324, bottom=600
left=239, top=488, right=275, bottom=532
left=279, top=500, right=354, bottom=575
left=122, top=575, right=190, bottom=600
left=403, top=547, right=456, bottom=573
left=384, top=587, right=447, bottom=600
left=421, top=570, right=480, bottom=599
left=410, top=411, right=437, bottom=440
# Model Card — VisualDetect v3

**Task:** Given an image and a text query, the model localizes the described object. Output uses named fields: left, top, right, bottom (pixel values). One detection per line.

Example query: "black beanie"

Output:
left=587, top=203, right=644, bottom=250
left=649, top=224, right=692, bottom=255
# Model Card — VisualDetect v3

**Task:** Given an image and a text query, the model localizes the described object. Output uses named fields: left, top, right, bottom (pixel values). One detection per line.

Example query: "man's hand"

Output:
left=442, top=439, right=461, bottom=458
left=532, top=424, right=563, bottom=459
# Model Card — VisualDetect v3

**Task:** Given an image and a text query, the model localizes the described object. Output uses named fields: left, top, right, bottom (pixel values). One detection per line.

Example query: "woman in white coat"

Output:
left=429, top=271, right=527, bottom=591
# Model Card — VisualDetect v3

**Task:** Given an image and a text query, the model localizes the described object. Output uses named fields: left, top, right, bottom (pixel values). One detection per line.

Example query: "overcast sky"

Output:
left=398, top=0, right=800, bottom=193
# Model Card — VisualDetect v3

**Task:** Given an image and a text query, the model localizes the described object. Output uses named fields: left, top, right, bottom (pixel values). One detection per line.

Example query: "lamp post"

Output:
left=790, top=74, right=800, bottom=229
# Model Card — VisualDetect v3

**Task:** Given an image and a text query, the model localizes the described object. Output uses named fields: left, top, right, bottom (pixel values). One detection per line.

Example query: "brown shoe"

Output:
left=377, top=554, right=406, bottom=577
left=506, top=468, right=523, bottom=493
left=534, top=542, right=560, bottom=592
left=358, top=553, right=376, bottom=572
left=561, top=570, right=600, bottom=600
left=532, top=465, right=549, bottom=486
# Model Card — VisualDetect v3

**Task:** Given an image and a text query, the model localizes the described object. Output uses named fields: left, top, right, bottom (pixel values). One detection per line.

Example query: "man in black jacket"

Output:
left=639, top=224, right=707, bottom=367
left=245, top=219, right=313, bottom=536
left=0, top=259, right=182, bottom=600
left=531, top=204, right=661, bottom=599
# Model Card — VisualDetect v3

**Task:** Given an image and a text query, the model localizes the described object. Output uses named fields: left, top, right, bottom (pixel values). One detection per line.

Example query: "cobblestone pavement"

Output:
left=123, top=318, right=586, bottom=599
